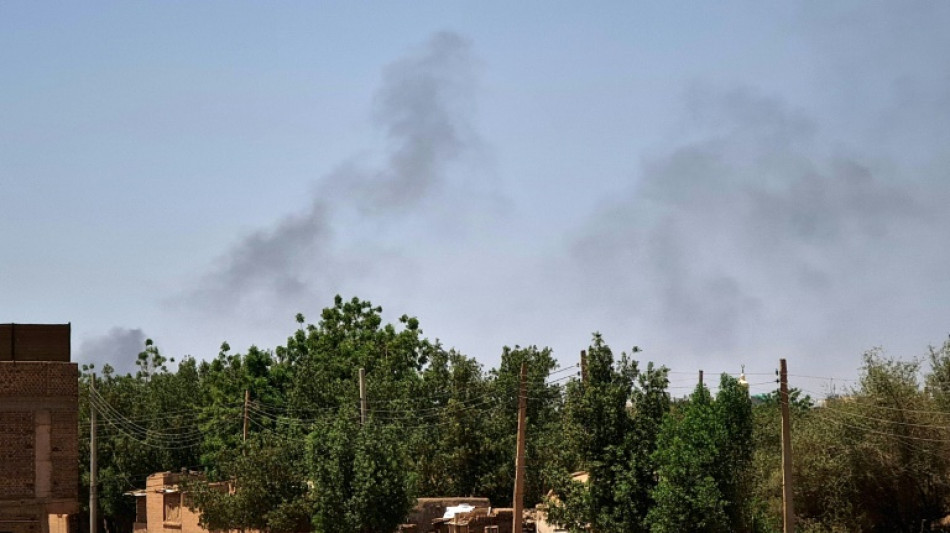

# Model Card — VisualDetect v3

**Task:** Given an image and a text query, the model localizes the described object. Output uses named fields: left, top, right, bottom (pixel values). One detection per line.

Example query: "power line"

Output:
left=818, top=404, right=950, bottom=431
left=810, top=410, right=950, bottom=444
left=88, top=390, right=241, bottom=448
left=89, top=393, right=208, bottom=442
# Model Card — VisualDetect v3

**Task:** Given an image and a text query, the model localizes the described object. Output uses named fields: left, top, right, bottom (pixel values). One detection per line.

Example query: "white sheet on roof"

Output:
left=442, top=504, right=476, bottom=519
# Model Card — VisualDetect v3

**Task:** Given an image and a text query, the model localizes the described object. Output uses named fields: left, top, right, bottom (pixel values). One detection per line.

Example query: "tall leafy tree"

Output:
left=481, top=345, right=565, bottom=506
left=648, top=383, right=728, bottom=533
left=187, top=431, right=312, bottom=533
left=409, top=347, right=491, bottom=497
left=647, top=374, right=753, bottom=533
left=713, top=374, right=755, bottom=527
left=790, top=350, right=950, bottom=532
left=79, top=340, right=204, bottom=533
left=926, top=337, right=950, bottom=411
left=308, top=412, right=414, bottom=533
left=548, top=334, right=669, bottom=533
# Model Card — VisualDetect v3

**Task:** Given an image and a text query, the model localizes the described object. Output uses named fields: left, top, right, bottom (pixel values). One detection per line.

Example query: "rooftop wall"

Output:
left=0, top=323, right=71, bottom=362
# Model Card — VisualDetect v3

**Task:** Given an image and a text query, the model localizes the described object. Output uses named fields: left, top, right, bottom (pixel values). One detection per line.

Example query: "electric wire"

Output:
left=89, top=394, right=209, bottom=442
left=798, top=387, right=950, bottom=418
left=810, top=410, right=950, bottom=444
left=816, top=404, right=950, bottom=431
left=88, top=390, right=240, bottom=447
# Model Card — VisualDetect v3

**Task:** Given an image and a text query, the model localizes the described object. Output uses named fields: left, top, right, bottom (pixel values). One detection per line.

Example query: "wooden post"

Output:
left=698, top=369, right=704, bottom=387
left=512, top=362, right=527, bottom=533
left=780, top=358, right=795, bottom=533
left=90, top=373, right=98, bottom=533
left=243, top=389, right=249, bottom=442
left=580, top=350, right=587, bottom=384
left=359, top=367, right=367, bottom=426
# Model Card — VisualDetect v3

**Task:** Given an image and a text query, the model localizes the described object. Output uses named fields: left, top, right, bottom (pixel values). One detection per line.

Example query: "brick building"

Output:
left=130, top=472, right=266, bottom=533
left=0, top=324, right=80, bottom=533
left=130, top=472, right=207, bottom=533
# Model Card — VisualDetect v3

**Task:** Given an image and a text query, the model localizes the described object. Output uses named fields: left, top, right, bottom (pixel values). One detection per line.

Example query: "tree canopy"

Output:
left=79, top=298, right=950, bottom=533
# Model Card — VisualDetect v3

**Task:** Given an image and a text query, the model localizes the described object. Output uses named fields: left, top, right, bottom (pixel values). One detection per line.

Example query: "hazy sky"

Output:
left=3, top=2, right=949, bottom=394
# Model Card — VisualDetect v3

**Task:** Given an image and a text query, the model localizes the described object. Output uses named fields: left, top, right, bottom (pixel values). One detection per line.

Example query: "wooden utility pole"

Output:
left=780, top=358, right=796, bottom=533
left=512, top=362, right=527, bottom=533
left=243, top=389, right=250, bottom=442
left=580, top=350, right=587, bottom=384
left=359, top=367, right=367, bottom=426
left=90, top=373, right=98, bottom=533
left=698, top=369, right=704, bottom=387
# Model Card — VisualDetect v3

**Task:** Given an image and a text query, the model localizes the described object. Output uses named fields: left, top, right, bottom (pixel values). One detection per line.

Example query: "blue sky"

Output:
left=3, top=2, right=949, bottom=393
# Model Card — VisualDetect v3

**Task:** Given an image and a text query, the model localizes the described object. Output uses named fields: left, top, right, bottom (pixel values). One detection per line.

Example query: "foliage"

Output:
left=308, top=412, right=414, bottom=533
left=789, top=350, right=950, bottom=533
left=647, top=374, right=754, bottom=533
left=480, top=345, right=567, bottom=506
left=409, top=347, right=492, bottom=498
left=186, top=431, right=312, bottom=533
left=79, top=342, right=203, bottom=533
left=547, top=334, right=669, bottom=533
left=76, top=295, right=950, bottom=533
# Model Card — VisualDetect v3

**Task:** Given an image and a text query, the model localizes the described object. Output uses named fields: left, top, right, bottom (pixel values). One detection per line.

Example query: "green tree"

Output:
left=480, top=345, right=566, bottom=506
left=749, top=388, right=812, bottom=533
left=714, top=374, right=755, bottom=528
left=792, top=350, right=950, bottom=532
left=647, top=374, right=753, bottom=533
left=408, top=347, right=491, bottom=498
left=926, top=337, right=950, bottom=411
left=308, top=412, right=413, bottom=533
left=648, top=383, right=729, bottom=533
left=186, top=431, right=312, bottom=533
left=284, top=296, right=429, bottom=416
left=196, top=342, right=290, bottom=473
left=79, top=340, right=204, bottom=533
left=548, top=334, right=669, bottom=533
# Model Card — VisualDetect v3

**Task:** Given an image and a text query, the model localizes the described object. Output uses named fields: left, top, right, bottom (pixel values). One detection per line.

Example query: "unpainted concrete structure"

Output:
left=131, top=473, right=205, bottom=533
left=131, top=472, right=266, bottom=533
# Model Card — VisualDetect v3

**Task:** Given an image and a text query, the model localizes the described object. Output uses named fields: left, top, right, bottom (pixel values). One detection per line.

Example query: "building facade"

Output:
left=0, top=324, right=79, bottom=533
left=131, top=472, right=206, bottom=533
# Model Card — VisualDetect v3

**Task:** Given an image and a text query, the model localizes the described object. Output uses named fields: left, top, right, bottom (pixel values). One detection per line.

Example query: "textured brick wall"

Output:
left=0, top=519, right=39, bottom=533
left=0, top=361, right=79, bottom=503
left=0, top=362, right=78, bottom=398
left=51, top=409, right=78, bottom=499
left=0, top=411, right=35, bottom=498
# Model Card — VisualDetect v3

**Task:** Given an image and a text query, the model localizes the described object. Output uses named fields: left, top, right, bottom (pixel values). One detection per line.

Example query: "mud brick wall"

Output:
left=0, top=362, right=78, bottom=398
left=51, top=409, right=79, bottom=499
left=0, top=411, right=35, bottom=498
left=0, top=361, right=79, bottom=502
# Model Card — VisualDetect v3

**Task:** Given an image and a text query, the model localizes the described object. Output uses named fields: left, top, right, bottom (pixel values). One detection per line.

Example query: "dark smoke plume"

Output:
left=184, top=32, right=476, bottom=314
left=78, top=327, right=148, bottom=376
left=572, top=87, right=948, bottom=367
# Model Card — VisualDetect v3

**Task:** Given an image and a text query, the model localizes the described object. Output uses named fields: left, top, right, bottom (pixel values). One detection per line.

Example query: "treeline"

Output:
left=79, top=296, right=950, bottom=533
